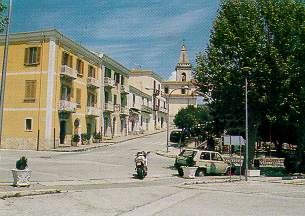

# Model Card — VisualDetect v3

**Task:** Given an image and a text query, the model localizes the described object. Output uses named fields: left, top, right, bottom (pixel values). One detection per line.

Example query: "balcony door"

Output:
left=60, top=121, right=66, bottom=144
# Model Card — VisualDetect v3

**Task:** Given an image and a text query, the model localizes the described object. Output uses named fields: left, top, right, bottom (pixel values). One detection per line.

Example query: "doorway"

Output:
left=60, top=121, right=66, bottom=144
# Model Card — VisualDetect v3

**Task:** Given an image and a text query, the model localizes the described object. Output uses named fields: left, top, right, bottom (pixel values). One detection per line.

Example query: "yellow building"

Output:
left=0, top=29, right=104, bottom=150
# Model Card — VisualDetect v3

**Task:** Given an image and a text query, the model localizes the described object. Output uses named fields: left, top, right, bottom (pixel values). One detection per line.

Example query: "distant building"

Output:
left=162, top=42, right=197, bottom=125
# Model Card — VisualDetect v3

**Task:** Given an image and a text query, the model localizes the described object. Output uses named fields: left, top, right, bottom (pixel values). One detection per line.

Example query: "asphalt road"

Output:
left=1, top=132, right=305, bottom=216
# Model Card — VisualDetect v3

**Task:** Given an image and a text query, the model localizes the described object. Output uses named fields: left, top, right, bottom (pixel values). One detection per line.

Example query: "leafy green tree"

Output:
left=0, top=3, right=8, bottom=32
left=174, top=105, right=211, bottom=138
left=195, top=0, right=305, bottom=169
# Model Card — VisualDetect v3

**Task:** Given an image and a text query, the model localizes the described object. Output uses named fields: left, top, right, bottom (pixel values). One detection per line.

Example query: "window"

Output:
left=87, top=92, right=96, bottom=107
left=76, top=59, right=84, bottom=76
left=133, top=94, right=136, bottom=107
left=62, top=52, right=73, bottom=67
left=212, top=153, right=223, bottom=161
left=88, top=65, right=96, bottom=78
left=164, top=87, right=169, bottom=94
left=200, top=152, right=210, bottom=160
left=25, top=118, right=33, bottom=131
left=24, top=80, right=37, bottom=103
left=105, top=67, right=112, bottom=78
left=115, top=73, right=120, bottom=84
left=181, top=88, right=186, bottom=94
left=105, top=91, right=109, bottom=103
left=61, top=85, right=72, bottom=101
left=114, top=95, right=117, bottom=105
left=76, top=88, right=81, bottom=108
left=24, top=47, right=41, bottom=65
left=181, top=72, right=186, bottom=81
left=121, top=76, right=125, bottom=85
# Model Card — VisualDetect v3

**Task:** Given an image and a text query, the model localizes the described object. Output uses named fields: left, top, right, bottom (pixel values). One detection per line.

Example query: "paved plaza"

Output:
left=0, top=132, right=305, bottom=216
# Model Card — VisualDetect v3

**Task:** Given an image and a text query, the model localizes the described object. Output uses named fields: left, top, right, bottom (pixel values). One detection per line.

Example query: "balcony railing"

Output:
left=87, top=106, right=100, bottom=117
left=121, top=85, right=129, bottom=94
left=104, top=77, right=115, bottom=87
left=120, top=106, right=129, bottom=115
left=159, top=106, right=167, bottom=113
left=114, top=104, right=121, bottom=112
left=59, top=100, right=77, bottom=112
left=104, top=102, right=114, bottom=112
left=141, top=105, right=153, bottom=113
left=87, top=77, right=100, bottom=88
left=61, top=65, right=78, bottom=79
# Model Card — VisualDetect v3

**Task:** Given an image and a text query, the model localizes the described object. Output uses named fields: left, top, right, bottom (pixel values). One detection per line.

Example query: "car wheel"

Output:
left=178, top=167, right=184, bottom=177
left=225, top=167, right=235, bottom=176
left=196, top=168, right=206, bottom=177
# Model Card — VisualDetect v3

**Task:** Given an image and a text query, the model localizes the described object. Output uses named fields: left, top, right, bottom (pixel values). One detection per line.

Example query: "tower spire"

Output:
left=177, top=40, right=190, bottom=66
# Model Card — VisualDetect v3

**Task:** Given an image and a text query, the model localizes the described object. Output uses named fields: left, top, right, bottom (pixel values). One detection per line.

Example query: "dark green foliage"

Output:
left=195, top=0, right=305, bottom=169
left=16, top=156, right=27, bottom=170
left=186, top=157, right=196, bottom=167
left=93, top=132, right=102, bottom=140
left=71, top=134, right=80, bottom=143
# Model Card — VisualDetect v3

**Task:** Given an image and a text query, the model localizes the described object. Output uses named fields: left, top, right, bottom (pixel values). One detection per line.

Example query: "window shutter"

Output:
left=36, top=47, right=41, bottom=64
left=24, top=48, right=29, bottom=65
left=62, top=52, right=65, bottom=65
left=76, top=88, right=81, bottom=108
left=24, top=80, right=37, bottom=102
left=69, top=55, right=73, bottom=68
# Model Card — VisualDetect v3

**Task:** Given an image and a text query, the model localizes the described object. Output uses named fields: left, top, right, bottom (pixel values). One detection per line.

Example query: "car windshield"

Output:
left=179, top=150, right=195, bottom=157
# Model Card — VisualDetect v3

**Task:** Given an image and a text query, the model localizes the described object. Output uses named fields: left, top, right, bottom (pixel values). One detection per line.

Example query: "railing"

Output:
left=141, top=105, right=152, bottom=113
left=114, top=104, right=121, bottom=112
left=104, top=77, right=115, bottom=87
left=121, top=106, right=129, bottom=115
left=87, top=106, right=100, bottom=116
left=121, top=85, right=129, bottom=93
left=104, top=102, right=114, bottom=112
left=87, top=77, right=100, bottom=88
left=61, top=65, right=77, bottom=79
left=223, top=157, right=285, bottom=167
left=59, top=100, right=77, bottom=112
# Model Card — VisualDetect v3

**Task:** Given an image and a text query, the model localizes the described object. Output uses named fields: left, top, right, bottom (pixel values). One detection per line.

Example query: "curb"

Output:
left=181, top=178, right=242, bottom=186
left=282, top=176, right=305, bottom=180
left=0, top=189, right=62, bottom=199
left=52, top=130, right=166, bottom=152
left=155, top=151, right=177, bottom=158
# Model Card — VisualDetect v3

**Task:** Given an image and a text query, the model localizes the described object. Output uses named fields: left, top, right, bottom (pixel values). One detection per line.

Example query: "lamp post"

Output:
left=146, top=85, right=188, bottom=153
left=166, top=86, right=189, bottom=153
left=0, top=0, right=12, bottom=147
left=242, top=66, right=251, bottom=182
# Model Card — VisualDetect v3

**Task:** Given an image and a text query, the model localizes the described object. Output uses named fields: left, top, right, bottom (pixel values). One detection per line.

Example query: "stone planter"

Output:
left=182, top=166, right=197, bottom=179
left=11, top=169, right=31, bottom=187
left=247, top=169, right=260, bottom=177
left=71, top=141, right=79, bottom=147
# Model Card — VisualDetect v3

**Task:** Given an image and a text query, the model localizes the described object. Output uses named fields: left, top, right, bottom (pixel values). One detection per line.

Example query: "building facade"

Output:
left=0, top=29, right=103, bottom=150
left=162, top=43, right=197, bottom=124
left=129, top=69, right=167, bottom=131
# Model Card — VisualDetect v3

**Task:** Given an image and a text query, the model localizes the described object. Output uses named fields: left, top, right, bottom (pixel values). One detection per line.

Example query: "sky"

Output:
left=9, top=0, right=219, bottom=80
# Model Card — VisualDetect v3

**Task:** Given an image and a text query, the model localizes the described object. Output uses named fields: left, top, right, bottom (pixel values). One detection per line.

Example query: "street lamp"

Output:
left=145, top=85, right=189, bottom=153
left=242, top=66, right=251, bottom=181
left=0, top=0, right=12, bottom=147
left=166, top=85, right=189, bottom=153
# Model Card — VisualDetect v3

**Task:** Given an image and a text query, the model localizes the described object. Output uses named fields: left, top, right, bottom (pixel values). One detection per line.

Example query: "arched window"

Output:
left=181, top=73, right=186, bottom=81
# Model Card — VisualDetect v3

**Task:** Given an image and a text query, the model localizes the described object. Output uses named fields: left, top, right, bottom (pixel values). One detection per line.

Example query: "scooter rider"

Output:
left=135, top=151, right=148, bottom=166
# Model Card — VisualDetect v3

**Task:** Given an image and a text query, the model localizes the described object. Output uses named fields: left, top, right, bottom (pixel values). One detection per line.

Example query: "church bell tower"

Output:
left=175, top=41, right=192, bottom=82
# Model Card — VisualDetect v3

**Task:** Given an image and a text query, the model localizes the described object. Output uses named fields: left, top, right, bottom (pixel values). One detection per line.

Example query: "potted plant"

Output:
left=181, top=157, right=197, bottom=179
left=81, top=133, right=88, bottom=145
left=11, top=156, right=31, bottom=187
left=71, top=134, right=80, bottom=146
left=93, top=132, right=102, bottom=143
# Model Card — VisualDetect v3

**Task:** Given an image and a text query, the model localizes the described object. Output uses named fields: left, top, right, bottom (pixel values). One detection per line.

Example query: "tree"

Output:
left=0, top=3, right=8, bottom=32
left=174, top=105, right=211, bottom=139
left=195, top=0, right=305, bottom=170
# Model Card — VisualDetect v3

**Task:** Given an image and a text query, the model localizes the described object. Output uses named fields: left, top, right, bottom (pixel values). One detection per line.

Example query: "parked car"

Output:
left=170, top=130, right=187, bottom=143
left=174, top=149, right=235, bottom=176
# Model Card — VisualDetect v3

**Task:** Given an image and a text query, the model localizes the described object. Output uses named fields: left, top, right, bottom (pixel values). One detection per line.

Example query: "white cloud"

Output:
left=93, top=8, right=207, bottom=40
left=168, top=71, right=176, bottom=81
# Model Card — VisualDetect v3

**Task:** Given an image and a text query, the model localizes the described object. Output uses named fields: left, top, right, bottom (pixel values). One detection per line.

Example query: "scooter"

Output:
left=135, top=151, right=150, bottom=179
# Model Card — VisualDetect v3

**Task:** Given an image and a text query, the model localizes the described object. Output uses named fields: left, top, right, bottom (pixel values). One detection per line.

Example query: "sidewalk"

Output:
left=155, top=145, right=181, bottom=158
left=52, top=129, right=166, bottom=152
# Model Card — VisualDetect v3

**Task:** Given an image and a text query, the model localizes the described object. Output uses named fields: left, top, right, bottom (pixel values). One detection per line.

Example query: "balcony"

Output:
left=120, top=106, right=129, bottom=115
left=59, top=100, right=77, bottom=112
left=104, top=102, right=114, bottom=112
left=87, top=77, right=100, bottom=88
left=87, top=106, right=101, bottom=117
left=141, top=105, right=152, bottom=113
left=104, top=77, right=115, bottom=88
left=159, top=106, right=167, bottom=113
left=121, top=85, right=129, bottom=94
left=114, top=104, right=121, bottom=112
left=60, top=65, right=77, bottom=79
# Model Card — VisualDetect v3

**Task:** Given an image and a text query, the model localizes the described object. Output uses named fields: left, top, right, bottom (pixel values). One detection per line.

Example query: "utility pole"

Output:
left=0, top=0, right=12, bottom=147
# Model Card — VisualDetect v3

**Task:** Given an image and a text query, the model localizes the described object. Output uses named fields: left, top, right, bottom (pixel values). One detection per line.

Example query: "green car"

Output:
left=174, top=149, right=235, bottom=176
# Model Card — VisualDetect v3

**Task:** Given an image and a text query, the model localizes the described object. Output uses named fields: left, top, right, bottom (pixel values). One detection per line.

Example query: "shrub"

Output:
left=16, top=156, right=27, bottom=170
left=93, top=132, right=102, bottom=140
left=71, top=134, right=80, bottom=143
left=186, top=157, right=195, bottom=167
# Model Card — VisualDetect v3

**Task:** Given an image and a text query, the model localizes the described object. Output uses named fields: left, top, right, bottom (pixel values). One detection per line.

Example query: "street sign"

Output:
left=223, top=135, right=245, bottom=146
